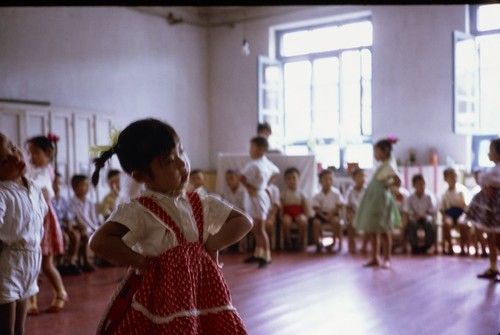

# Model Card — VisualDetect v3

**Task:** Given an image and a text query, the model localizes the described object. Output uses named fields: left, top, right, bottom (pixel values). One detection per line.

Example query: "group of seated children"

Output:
left=216, top=163, right=487, bottom=258
left=53, top=169, right=122, bottom=275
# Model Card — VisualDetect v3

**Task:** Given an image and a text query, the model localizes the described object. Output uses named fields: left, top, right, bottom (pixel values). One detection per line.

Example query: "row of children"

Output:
left=215, top=135, right=500, bottom=276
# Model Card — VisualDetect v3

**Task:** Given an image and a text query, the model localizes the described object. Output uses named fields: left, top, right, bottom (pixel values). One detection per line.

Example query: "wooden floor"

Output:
left=26, top=248, right=499, bottom=335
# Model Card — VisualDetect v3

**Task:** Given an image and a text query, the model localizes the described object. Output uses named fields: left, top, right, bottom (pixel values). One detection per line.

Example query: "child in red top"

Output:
left=89, top=118, right=252, bottom=334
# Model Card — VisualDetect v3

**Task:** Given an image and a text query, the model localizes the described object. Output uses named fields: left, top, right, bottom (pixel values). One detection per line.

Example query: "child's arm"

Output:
left=240, top=175, right=257, bottom=196
left=205, top=208, right=252, bottom=253
left=89, top=221, right=147, bottom=273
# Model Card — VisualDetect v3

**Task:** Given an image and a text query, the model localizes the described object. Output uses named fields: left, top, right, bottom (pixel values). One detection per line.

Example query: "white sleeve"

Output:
left=201, top=192, right=234, bottom=237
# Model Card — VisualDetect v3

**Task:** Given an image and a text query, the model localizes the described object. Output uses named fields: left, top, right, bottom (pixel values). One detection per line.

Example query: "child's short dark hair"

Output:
left=318, top=168, right=333, bottom=180
left=107, top=169, right=121, bottom=181
left=285, top=167, right=300, bottom=177
left=257, top=122, right=272, bottom=135
left=71, top=174, right=88, bottom=190
left=225, top=168, right=240, bottom=176
left=250, top=136, right=269, bottom=151
left=443, top=167, right=456, bottom=179
left=91, top=118, right=179, bottom=186
left=25, top=136, right=55, bottom=159
left=190, top=169, right=203, bottom=177
left=351, top=167, right=364, bottom=178
left=412, top=173, right=425, bottom=185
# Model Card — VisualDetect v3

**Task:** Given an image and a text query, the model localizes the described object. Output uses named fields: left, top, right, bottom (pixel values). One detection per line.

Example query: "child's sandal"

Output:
left=27, top=306, right=40, bottom=316
left=46, top=292, right=69, bottom=313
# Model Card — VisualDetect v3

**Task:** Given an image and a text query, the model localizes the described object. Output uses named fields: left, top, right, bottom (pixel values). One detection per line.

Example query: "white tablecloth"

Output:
left=216, top=153, right=318, bottom=200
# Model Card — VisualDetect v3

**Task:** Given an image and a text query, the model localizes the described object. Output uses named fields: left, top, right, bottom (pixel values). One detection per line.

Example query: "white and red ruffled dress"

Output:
left=99, top=191, right=247, bottom=335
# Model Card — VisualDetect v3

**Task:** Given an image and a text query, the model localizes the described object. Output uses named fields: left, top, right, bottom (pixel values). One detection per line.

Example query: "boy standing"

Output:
left=404, top=174, right=437, bottom=254
left=240, top=136, right=280, bottom=268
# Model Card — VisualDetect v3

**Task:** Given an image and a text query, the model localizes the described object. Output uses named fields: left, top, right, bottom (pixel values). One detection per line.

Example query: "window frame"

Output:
left=265, top=15, right=373, bottom=170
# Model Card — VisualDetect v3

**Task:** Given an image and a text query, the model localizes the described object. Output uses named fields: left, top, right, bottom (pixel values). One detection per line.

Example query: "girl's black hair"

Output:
left=25, top=135, right=58, bottom=174
left=91, top=118, right=179, bottom=186
left=491, top=138, right=500, bottom=155
left=375, top=137, right=398, bottom=158
left=250, top=136, right=269, bottom=151
left=285, top=166, right=300, bottom=176
left=25, top=136, right=54, bottom=159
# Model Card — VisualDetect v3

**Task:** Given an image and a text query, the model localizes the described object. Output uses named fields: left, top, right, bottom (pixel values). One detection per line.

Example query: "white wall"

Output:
left=209, top=5, right=469, bottom=168
left=0, top=7, right=211, bottom=170
left=0, top=6, right=471, bottom=171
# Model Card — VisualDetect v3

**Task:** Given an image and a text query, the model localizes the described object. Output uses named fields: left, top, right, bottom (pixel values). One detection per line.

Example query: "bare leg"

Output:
left=363, top=233, right=379, bottom=267
left=0, top=301, right=16, bottom=335
left=312, top=219, right=323, bottom=251
left=281, top=215, right=293, bottom=249
left=488, top=233, right=498, bottom=271
left=15, top=299, right=28, bottom=335
left=297, top=214, right=308, bottom=251
left=41, top=255, right=68, bottom=312
left=381, top=233, right=392, bottom=268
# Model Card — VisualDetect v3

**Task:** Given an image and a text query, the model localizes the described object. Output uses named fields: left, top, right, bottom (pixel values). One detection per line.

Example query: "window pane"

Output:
left=344, top=143, right=374, bottom=169
left=310, top=26, right=340, bottom=53
left=341, top=50, right=361, bottom=138
left=281, top=31, right=311, bottom=57
left=315, top=143, right=340, bottom=170
left=284, top=61, right=311, bottom=143
left=477, top=4, right=500, bottom=31
left=338, top=21, right=373, bottom=49
left=477, top=34, right=500, bottom=134
left=313, top=58, right=339, bottom=139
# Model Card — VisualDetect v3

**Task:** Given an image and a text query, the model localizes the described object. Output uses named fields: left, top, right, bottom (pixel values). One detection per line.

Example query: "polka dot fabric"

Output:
left=111, top=192, right=247, bottom=335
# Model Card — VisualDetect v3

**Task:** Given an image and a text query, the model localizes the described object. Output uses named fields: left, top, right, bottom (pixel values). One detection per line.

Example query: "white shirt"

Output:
left=281, top=187, right=306, bottom=207
left=478, top=163, right=500, bottom=187
left=345, top=185, right=366, bottom=212
left=241, top=156, right=280, bottom=191
left=267, top=183, right=281, bottom=207
left=312, top=187, right=344, bottom=213
left=221, top=184, right=247, bottom=211
left=439, top=183, right=471, bottom=211
left=0, top=178, right=47, bottom=250
left=403, top=190, right=437, bottom=219
left=108, top=189, right=233, bottom=257
left=70, top=196, right=101, bottom=234
left=27, top=165, right=55, bottom=199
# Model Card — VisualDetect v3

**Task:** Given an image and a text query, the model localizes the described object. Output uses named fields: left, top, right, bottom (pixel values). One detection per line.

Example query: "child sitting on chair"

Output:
left=280, top=167, right=309, bottom=251
left=403, top=174, right=437, bottom=254
left=312, top=169, right=344, bottom=253
left=345, top=168, right=367, bottom=254
left=440, top=167, right=472, bottom=256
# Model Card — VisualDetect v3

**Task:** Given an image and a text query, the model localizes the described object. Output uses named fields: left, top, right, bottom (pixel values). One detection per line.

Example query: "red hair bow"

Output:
left=47, top=132, right=60, bottom=143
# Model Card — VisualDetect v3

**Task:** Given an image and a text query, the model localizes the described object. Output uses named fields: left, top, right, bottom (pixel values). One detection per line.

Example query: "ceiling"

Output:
left=131, top=6, right=313, bottom=27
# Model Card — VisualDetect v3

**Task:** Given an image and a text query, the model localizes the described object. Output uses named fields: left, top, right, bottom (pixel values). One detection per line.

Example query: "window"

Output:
left=259, top=15, right=373, bottom=170
left=453, top=4, right=500, bottom=136
left=456, top=4, right=500, bottom=171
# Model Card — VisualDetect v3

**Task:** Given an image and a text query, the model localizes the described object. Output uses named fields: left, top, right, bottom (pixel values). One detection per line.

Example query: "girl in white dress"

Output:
left=0, top=133, right=47, bottom=334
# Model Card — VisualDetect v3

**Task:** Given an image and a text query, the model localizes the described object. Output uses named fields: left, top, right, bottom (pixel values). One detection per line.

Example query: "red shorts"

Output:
left=283, top=204, right=304, bottom=219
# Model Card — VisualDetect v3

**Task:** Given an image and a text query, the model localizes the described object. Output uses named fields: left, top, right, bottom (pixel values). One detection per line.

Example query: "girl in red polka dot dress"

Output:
left=89, top=118, right=252, bottom=334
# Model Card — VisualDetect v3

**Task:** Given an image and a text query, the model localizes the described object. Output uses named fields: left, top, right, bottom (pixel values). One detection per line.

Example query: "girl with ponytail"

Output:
left=355, top=136, right=402, bottom=269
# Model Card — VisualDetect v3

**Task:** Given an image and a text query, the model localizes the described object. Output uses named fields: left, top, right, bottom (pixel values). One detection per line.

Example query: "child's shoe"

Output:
left=477, top=268, right=499, bottom=279
left=46, top=290, right=68, bottom=313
